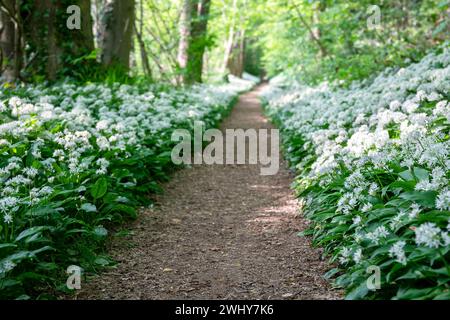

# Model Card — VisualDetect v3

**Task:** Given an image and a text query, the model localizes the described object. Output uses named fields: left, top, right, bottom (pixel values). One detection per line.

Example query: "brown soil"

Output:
left=74, top=86, right=342, bottom=300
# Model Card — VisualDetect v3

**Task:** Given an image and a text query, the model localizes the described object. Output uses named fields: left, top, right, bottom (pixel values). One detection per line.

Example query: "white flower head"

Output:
left=415, top=222, right=441, bottom=248
left=389, top=241, right=407, bottom=265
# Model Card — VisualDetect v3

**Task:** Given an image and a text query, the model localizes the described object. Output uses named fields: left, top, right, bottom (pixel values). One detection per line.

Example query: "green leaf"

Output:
left=0, top=243, right=17, bottom=250
left=80, top=203, right=97, bottom=213
left=0, top=279, right=21, bottom=290
left=93, top=226, right=108, bottom=238
left=94, top=257, right=110, bottom=266
left=394, top=287, right=434, bottom=300
left=399, top=191, right=437, bottom=208
left=399, top=170, right=414, bottom=181
left=91, top=177, right=108, bottom=199
left=345, top=280, right=370, bottom=300
left=15, top=226, right=48, bottom=242
left=413, top=167, right=429, bottom=181
left=113, top=204, right=137, bottom=219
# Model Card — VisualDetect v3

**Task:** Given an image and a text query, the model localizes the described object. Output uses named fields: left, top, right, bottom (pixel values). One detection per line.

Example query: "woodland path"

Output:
left=75, top=86, right=341, bottom=300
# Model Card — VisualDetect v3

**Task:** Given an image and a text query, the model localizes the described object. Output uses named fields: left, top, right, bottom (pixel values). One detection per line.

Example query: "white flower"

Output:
left=3, top=213, right=13, bottom=224
left=352, top=216, right=362, bottom=225
left=366, top=226, right=389, bottom=244
left=390, top=210, right=407, bottom=230
left=96, top=120, right=110, bottom=131
left=415, top=223, right=441, bottom=248
left=442, top=232, right=450, bottom=246
left=361, top=203, right=373, bottom=213
left=353, top=248, right=363, bottom=263
left=339, top=247, right=352, bottom=264
left=436, top=189, right=450, bottom=211
left=368, top=183, right=379, bottom=196
left=23, top=167, right=38, bottom=178
left=0, top=101, right=7, bottom=112
left=409, top=203, right=421, bottom=219
left=0, top=197, right=19, bottom=213
left=389, top=241, right=407, bottom=265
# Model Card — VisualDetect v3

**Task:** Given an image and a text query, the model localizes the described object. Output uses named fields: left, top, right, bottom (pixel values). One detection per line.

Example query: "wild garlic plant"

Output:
left=0, top=78, right=256, bottom=299
left=262, top=46, right=450, bottom=299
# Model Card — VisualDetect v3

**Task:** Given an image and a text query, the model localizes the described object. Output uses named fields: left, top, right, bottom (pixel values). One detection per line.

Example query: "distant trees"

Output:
left=0, top=0, right=259, bottom=84
left=219, top=0, right=251, bottom=78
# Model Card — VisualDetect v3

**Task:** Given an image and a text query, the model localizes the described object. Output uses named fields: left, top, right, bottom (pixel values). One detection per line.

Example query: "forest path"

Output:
left=76, top=86, right=341, bottom=300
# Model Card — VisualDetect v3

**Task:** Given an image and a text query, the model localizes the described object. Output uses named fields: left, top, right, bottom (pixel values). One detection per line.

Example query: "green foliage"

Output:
left=257, top=0, right=449, bottom=85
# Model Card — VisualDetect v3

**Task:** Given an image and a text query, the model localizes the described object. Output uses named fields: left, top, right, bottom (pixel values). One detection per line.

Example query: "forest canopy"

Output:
left=1, top=0, right=448, bottom=86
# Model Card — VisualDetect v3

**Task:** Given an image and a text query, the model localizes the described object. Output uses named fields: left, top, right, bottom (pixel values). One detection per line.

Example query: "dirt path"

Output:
left=76, top=86, right=341, bottom=300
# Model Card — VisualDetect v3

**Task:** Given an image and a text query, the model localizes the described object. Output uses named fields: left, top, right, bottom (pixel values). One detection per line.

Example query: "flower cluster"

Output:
left=262, top=46, right=450, bottom=299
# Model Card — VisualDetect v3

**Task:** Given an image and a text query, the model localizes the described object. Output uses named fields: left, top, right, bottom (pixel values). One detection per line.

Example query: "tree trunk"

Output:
left=312, top=0, right=327, bottom=58
left=221, top=0, right=237, bottom=75
left=72, top=0, right=95, bottom=56
left=178, top=0, right=211, bottom=85
left=186, top=0, right=211, bottom=84
left=226, top=29, right=245, bottom=78
left=0, top=0, right=20, bottom=81
left=46, top=0, right=59, bottom=81
left=177, top=0, right=193, bottom=84
left=135, top=0, right=151, bottom=77
left=100, top=0, right=135, bottom=71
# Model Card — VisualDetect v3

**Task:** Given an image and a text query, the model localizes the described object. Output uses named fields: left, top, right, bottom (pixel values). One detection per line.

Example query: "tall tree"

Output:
left=177, top=0, right=192, bottom=81
left=178, top=0, right=211, bottom=85
left=0, top=0, right=22, bottom=81
left=186, top=0, right=211, bottom=83
left=221, top=0, right=238, bottom=75
left=99, top=0, right=135, bottom=71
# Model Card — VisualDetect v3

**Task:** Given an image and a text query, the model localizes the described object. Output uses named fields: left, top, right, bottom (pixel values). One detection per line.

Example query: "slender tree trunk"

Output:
left=222, top=26, right=235, bottom=75
left=311, top=0, right=327, bottom=57
left=221, top=0, right=237, bottom=75
left=237, top=28, right=245, bottom=77
left=177, top=0, right=192, bottom=73
left=292, top=3, right=327, bottom=57
left=135, top=0, right=151, bottom=77
left=100, top=0, right=135, bottom=71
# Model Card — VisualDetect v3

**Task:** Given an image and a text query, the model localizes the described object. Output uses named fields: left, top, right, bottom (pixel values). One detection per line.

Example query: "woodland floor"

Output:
left=74, top=86, right=342, bottom=300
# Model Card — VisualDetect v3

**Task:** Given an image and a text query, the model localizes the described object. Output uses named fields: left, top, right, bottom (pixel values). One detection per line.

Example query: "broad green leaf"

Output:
left=80, top=203, right=97, bottom=213
left=15, top=226, right=48, bottom=242
left=91, top=177, right=108, bottom=199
